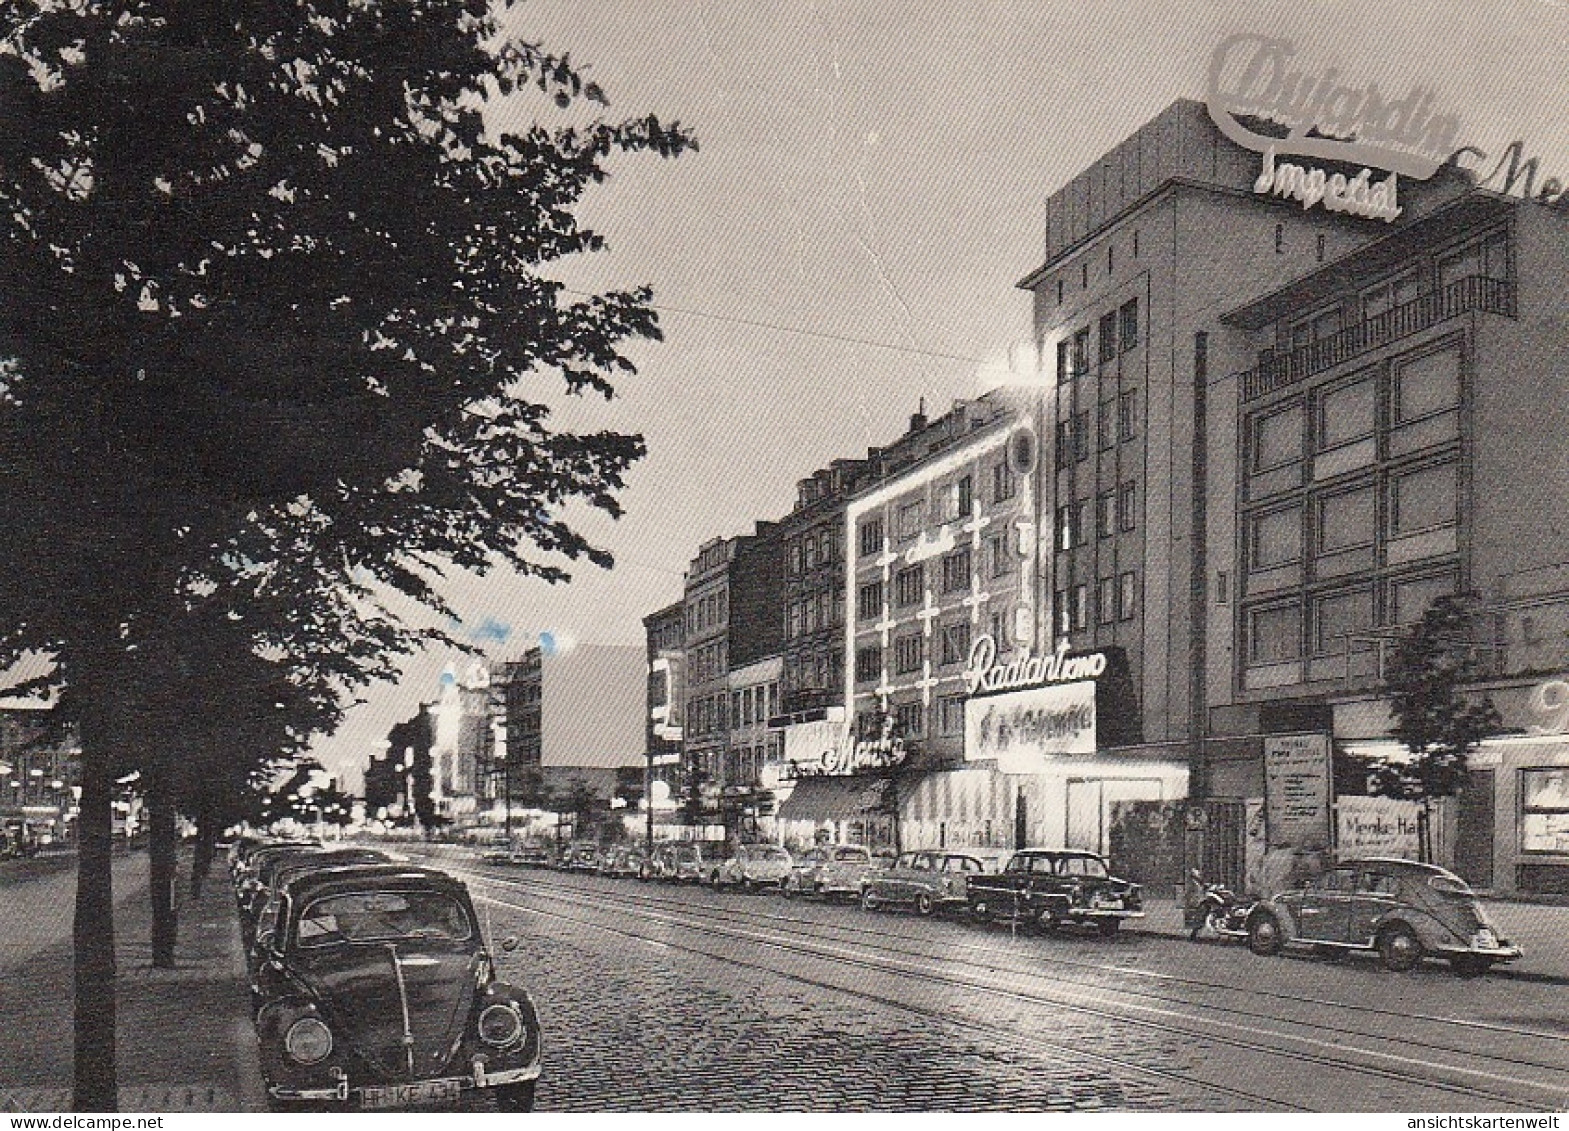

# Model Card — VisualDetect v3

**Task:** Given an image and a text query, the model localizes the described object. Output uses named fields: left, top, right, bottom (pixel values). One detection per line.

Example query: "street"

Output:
left=8, top=846, right=1569, bottom=1112
left=411, top=848, right=1569, bottom=1112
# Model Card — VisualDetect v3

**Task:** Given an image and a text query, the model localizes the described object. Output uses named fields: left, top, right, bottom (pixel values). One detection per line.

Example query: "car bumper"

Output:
left=1070, top=908, right=1146, bottom=920
left=1433, top=942, right=1523, bottom=963
left=270, top=1062, right=542, bottom=1104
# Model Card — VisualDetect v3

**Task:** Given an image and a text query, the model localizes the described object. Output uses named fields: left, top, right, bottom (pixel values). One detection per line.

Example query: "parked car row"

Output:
left=228, top=836, right=542, bottom=1111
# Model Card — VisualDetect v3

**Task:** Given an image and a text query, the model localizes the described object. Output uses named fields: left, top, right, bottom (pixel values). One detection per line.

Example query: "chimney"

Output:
left=909, top=396, right=928, bottom=434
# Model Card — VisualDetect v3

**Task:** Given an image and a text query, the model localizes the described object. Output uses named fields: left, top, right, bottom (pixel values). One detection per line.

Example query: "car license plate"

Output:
left=1095, top=897, right=1123, bottom=910
left=1473, top=929, right=1498, bottom=949
left=359, top=1080, right=463, bottom=1110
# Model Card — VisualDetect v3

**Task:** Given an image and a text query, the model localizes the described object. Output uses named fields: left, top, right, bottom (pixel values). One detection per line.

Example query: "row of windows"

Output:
left=1247, top=459, right=1458, bottom=571
left=1246, top=570, right=1458, bottom=664
left=686, top=587, right=728, bottom=636
left=858, top=465, right=1019, bottom=558
left=1250, top=343, right=1461, bottom=475
left=685, top=693, right=727, bottom=737
left=1057, top=481, right=1136, bottom=551
left=786, top=523, right=843, bottom=575
left=863, top=694, right=971, bottom=740
left=730, top=682, right=780, bottom=729
left=787, top=590, right=843, bottom=637
left=854, top=609, right=1015, bottom=685
left=1055, top=299, right=1140, bottom=379
left=784, top=649, right=842, bottom=695
left=1054, top=572, right=1138, bottom=633
left=1055, top=389, right=1139, bottom=467
left=686, top=638, right=728, bottom=685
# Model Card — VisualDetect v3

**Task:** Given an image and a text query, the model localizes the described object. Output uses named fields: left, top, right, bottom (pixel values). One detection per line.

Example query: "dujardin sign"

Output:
left=1206, top=34, right=1461, bottom=222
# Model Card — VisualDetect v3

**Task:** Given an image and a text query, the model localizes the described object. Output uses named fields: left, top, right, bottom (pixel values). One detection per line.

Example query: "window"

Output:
left=1520, top=769, right=1569, bottom=853
left=1056, top=339, right=1070, bottom=384
left=992, top=460, right=1017, bottom=503
left=1393, top=346, right=1461, bottom=425
left=987, top=531, right=1013, bottom=577
left=989, top=607, right=1011, bottom=647
left=1056, top=279, right=1064, bottom=306
left=1054, top=590, right=1069, bottom=635
left=1056, top=506, right=1073, bottom=551
left=894, top=634, right=923, bottom=674
left=854, top=645, right=882, bottom=683
left=1099, top=312, right=1117, bottom=363
left=1054, top=420, right=1072, bottom=469
left=1073, top=584, right=1089, bottom=631
left=1313, top=588, right=1374, bottom=655
left=788, top=601, right=803, bottom=639
left=1097, top=401, right=1114, bottom=450
left=803, top=534, right=819, bottom=569
left=1317, top=376, right=1375, bottom=451
left=1118, top=389, right=1138, bottom=441
left=1072, top=328, right=1090, bottom=376
left=1116, top=481, right=1137, bottom=533
left=1362, top=270, right=1422, bottom=321
left=1248, top=508, right=1299, bottom=567
left=1075, top=500, right=1091, bottom=546
left=939, top=695, right=966, bottom=735
left=940, top=549, right=971, bottom=594
left=895, top=701, right=924, bottom=737
left=788, top=541, right=803, bottom=575
left=897, top=500, right=924, bottom=541
left=940, top=621, right=971, bottom=666
left=1097, top=492, right=1114, bottom=539
left=1389, top=572, right=1457, bottom=624
left=895, top=565, right=925, bottom=607
left=1249, top=603, right=1302, bottom=663
left=859, top=517, right=884, bottom=557
left=1316, top=233, right=1326, bottom=263
left=1439, top=230, right=1509, bottom=288
left=1107, top=244, right=1115, bottom=274
left=1274, top=223, right=1284, bottom=253
left=1290, top=307, right=1343, bottom=351
left=1098, top=577, right=1116, bottom=625
left=857, top=581, right=883, bottom=620
left=1317, top=486, right=1375, bottom=553
left=1120, top=299, right=1139, bottom=352
left=1119, top=571, right=1137, bottom=621
left=1391, top=462, right=1457, bottom=536
left=1252, top=403, right=1303, bottom=472
left=1073, top=411, right=1091, bottom=462
left=956, top=475, right=973, bottom=518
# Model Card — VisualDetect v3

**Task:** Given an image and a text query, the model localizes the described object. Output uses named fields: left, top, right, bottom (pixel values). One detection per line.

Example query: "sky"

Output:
left=310, top=0, right=1569, bottom=789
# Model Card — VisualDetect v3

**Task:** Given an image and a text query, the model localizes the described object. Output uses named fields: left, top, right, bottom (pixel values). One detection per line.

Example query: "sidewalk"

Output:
left=1137, top=896, right=1569, bottom=981
left=0, top=853, right=264, bottom=1113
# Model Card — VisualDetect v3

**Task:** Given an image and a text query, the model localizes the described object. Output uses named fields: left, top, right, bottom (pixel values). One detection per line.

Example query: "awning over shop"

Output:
left=776, top=775, right=891, bottom=822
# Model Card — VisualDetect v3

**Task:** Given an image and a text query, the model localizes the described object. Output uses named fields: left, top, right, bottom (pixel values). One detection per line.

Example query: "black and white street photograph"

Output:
left=5, top=0, right=1569, bottom=1117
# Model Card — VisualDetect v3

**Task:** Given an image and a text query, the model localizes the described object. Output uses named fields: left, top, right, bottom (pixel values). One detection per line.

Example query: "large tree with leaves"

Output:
left=0, top=0, right=691, bottom=1109
left=1370, top=594, right=1503, bottom=849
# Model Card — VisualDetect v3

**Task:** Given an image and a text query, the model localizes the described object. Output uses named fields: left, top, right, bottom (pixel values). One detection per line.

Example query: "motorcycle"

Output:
left=1187, top=869, right=1254, bottom=942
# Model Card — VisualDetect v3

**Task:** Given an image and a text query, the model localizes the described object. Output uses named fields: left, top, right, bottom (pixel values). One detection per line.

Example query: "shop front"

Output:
left=771, top=716, right=901, bottom=851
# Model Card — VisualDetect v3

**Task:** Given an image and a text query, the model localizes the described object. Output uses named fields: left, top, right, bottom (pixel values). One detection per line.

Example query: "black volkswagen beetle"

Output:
left=251, top=864, right=541, bottom=1111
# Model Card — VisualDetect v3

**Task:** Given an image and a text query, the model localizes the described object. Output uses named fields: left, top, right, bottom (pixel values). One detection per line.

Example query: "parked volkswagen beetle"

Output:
left=1246, top=857, right=1521, bottom=975
left=251, top=865, right=541, bottom=1110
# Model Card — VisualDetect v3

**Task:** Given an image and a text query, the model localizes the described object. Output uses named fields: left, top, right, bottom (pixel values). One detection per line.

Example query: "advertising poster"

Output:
left=1335, top=795, right=1422, bottom=860
left=964, top=680, right=1096, bottom=774
left=1264, top=733, right=1332, bottom=851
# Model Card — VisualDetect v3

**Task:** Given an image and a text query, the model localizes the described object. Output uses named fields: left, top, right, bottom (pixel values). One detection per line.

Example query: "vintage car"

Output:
left=597, top=844, right=649, bottom=879
left=964, top=848, right=1144, bottom=934
left=782, top=844, right=888, bottom=900
left=1245, top=857, right=1522, bottom=975
left=649, top=841, right=715, bottom=883
left=861, top=849, right=1011, bottom=915
left=251, top=864, right=541, bottom=1111
left=710, top=843, right=793, bottom=891
left=556, top=839, right=601, bottom=872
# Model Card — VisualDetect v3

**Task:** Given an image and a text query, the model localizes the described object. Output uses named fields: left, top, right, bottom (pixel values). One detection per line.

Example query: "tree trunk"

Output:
left=148, top=781, right=178, bottom=969
left=190, top=798, right=214, bottom=899
left=73, top=747, right=117, bottom=1111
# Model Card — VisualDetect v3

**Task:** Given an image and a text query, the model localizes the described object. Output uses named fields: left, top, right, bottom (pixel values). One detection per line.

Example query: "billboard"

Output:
left=964, top=680, right=1096, bottom=775
left=1264, top=733, right=1332, bottom=851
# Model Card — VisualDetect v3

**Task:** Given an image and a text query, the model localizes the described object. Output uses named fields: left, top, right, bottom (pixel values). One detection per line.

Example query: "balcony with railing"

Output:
left=1241, top=275, right=1516, bottom=402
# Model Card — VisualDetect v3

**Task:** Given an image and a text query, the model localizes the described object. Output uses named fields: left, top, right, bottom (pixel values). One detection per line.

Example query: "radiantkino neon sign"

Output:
left=1206, top=35, right=1461, bottom=223
left=963, top=636, right=1107, bottom=696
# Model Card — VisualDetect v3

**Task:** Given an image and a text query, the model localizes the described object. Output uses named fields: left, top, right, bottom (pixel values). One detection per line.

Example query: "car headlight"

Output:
left=284, top=1017, right=333, bottom=1065
left=478, top=1003, right=523, bottom=1047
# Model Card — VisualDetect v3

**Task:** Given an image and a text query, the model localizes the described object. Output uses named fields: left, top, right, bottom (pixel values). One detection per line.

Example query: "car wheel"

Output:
left=861, top=888, right=882, bottom=912
left=971, top=899, right=993, bottom=924
left=710, top=871, right=723, bottom=891
left=1379, top=924, right=1423, bottom=972
left=743, top=878, right=757, bottom=894
left=914, top=892, right=935, bottom=917
left=1035, top=906, right=1062, bottom=933
left=493, top=1081, right=535, bottom=1112
left=1248, top=912, right=1283, bottom=956
left=1451, top=954, right=1494, bottom=978
left=780, top=879, right=794, bottom=899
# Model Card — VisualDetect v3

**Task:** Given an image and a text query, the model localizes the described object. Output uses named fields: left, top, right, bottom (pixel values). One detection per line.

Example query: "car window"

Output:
left=910, top=854, right=933, bottom=871
left=752, top=846, right=787, bottom=860
left=1359, top=872, right=1402, bottom=898
left=896, top=852, right=918, bottom=869
left=1429, top=873, right=1476, bottom=899
left=298, top=890, right=473, bottom=947
left=834, top=847, right=870, bottom=863
left=1029, top=855, right=1056, bottom=874
left=1310, top=868, right=1357, bottom=894
left=1057, top=855, right=1109, bottom=878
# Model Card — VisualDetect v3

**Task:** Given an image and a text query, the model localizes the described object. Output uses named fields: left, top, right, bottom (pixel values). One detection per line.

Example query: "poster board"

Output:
left=1264, top=733, right=1331, bottom=851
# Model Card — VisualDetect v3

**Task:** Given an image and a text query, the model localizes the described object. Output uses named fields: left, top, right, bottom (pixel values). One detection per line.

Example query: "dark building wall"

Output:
left=729, top=522, right=783, bottom=670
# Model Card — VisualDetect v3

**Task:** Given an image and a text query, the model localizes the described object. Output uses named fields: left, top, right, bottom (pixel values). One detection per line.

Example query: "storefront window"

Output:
left=1522, top=769, right=1569, bottom=853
